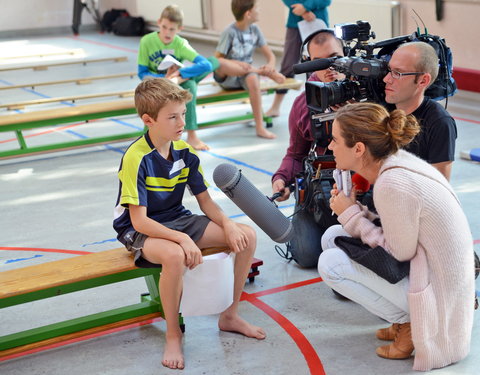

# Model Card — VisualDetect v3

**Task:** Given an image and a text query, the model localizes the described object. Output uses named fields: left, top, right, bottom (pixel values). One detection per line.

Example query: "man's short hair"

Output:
left=135, top=78, right=192, bottom=119
left=159, top=5, right=184, bottom=27
left=398, top=42, right=439, bottom=85
left=308, top=30, right=343, bottom=55
left=231, top=0, right=255, bottom=21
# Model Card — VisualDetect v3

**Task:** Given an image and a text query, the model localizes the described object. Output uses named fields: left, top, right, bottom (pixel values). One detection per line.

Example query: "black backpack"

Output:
left=112, top=16, right=145, bottom=36
left=101, top=9, right=129, bottom=32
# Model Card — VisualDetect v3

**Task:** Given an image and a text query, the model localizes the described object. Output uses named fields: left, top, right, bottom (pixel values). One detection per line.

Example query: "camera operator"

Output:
left=271, top=29, right=344, bottom=267
left=383, top=41, right=457, bottom=180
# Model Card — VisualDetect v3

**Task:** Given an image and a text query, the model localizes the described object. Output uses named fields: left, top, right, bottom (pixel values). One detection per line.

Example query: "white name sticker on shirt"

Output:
left=170, top=159, right=186, bottom=176
left=162, top=49, right=175, bottom=55
left=243, top=34, right=252, bottom=41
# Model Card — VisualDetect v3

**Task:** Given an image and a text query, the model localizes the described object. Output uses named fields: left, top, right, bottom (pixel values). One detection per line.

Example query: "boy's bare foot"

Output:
left=218, top=313, right=266, bottom=340
left=256, top=128, right=276, bottom=139
left=265, top=107, right=280, bottom=118
left=162, top=331, right=184, bottom=370
left=187, top=133, right=210, bottom=151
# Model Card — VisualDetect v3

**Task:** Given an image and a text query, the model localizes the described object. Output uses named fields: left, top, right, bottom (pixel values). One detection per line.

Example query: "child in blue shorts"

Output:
left=113, top=78, right=265, bottom=370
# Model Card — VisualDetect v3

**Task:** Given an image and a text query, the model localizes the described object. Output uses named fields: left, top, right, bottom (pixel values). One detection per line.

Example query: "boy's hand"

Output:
left=166, top=65, right=179, bottom=77
left=291, top=3, right=307, bottom=16
left=258, top=64, right=275, bottom=75
left=223, top=221, right=249, bottom=253
left=179, top=236, right=203, bottom=269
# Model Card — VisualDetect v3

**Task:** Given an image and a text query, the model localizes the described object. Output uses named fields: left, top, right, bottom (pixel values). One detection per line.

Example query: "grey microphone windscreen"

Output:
left=213, top=163, right=293, bottom=243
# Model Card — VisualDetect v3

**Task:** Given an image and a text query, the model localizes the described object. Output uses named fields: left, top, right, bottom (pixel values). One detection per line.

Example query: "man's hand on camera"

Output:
left=272, top=179, right=291, bottom=202
left=329, top=99, right=356, bottom=112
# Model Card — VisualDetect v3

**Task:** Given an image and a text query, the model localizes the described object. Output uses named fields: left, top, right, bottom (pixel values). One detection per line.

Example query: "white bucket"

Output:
left=180, top=252, right=234, bottom=316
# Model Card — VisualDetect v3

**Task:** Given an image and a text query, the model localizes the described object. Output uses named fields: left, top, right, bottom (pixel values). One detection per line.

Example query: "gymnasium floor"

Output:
left=0, top=30, right=479, bottom=375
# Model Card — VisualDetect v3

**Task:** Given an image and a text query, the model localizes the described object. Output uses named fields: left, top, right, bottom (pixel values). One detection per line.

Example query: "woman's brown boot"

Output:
left=376, top=322, right=414, bottom=359
left=376, top=323, right=400, bottom=341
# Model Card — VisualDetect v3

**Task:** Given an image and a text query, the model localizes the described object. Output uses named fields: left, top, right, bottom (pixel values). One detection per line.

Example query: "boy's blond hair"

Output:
left=135, top=78, right=192, bottom=119
left=159, top=5, right=184, bottom=27
left=231, top=0, right=255, bottom=21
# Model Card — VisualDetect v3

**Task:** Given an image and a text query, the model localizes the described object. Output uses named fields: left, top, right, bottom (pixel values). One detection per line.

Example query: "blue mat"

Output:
left=460, top=148, right=480, bottom=162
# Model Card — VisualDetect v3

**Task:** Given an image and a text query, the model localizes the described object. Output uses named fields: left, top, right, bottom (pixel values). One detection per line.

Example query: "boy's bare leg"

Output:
left=196, top=222, right=266, bottom=339
left=187, top=130, right=209, bottom=151
left=142, top=238, right=186, bottom=370
left=256, top=66, right=286, bottom=84
left=215, top=57, right=252, bottom=78
left=244, top=74, right=276, bottom=139
left=265, top=92, right=286, bottom=117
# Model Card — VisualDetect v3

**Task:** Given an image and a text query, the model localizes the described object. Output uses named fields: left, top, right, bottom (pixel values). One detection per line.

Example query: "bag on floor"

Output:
left=180, top=252, right=234, bottom=316
left=112, top=16, right=145, bottom=36
left=101, top=9, right=129, bottom=32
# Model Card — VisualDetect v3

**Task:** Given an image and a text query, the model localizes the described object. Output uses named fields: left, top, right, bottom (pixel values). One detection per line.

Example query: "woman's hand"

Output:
left=329, top=188, right=357, bottom=216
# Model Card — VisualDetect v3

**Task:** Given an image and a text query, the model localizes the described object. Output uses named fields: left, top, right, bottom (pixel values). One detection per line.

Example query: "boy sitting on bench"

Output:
left=214, top=0, right=286, bottom=139
left=138, top=5, right=268, bottom=150
left=113, top=78, right=265, bottom=370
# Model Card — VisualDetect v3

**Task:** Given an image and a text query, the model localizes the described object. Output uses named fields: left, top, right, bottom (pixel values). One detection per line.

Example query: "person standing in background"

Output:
left=265, top=0, right=331, bottom=117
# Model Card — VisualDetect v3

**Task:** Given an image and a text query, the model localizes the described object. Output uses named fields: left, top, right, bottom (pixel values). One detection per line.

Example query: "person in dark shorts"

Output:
left=113, top=77, right=265, bottom=370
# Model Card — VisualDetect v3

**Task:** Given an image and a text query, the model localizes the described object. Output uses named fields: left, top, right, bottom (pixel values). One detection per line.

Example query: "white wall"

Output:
left=0, top=0, right=95, bottom=32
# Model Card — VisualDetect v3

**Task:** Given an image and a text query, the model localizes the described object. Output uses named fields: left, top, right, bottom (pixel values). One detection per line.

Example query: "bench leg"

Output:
left=142, top=272, right=185, bottom=331
left=263, top=115, right=273, bottom=128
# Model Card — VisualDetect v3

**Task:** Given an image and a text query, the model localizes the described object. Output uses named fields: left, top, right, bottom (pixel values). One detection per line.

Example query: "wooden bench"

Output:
left=0, top=72, right=137, bottom=92
left=0, top=246, right=264, bottom=358
left=0, top=56, right=128, bottom=72
left=0, top=78, right=302, bottom=159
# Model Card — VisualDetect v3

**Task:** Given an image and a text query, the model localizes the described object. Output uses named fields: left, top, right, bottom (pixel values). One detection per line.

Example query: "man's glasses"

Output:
left=387, top=67, right=425, bottom=79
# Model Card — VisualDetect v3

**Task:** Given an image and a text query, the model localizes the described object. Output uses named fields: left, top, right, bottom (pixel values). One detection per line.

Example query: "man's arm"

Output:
left=431, top=161, right=452, bottom=181
left=272, top=93, right=314, bottom=199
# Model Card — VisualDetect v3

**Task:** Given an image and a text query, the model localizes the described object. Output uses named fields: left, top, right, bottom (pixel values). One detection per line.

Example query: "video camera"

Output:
left=293, top=21, right=456, bottom=115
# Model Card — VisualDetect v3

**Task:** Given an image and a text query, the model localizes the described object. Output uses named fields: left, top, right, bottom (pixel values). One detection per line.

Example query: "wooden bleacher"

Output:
left=0, top=78, right=303, bottom=159
left=0, top=56, right=128, bottom=72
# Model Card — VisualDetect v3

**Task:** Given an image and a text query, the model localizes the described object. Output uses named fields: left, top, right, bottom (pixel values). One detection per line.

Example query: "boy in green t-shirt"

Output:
left=138, top=5, right=261, bottom=150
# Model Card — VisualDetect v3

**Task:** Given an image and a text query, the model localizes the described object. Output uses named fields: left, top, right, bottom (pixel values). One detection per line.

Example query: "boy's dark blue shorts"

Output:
left=121, top=214, right=211, bottom=268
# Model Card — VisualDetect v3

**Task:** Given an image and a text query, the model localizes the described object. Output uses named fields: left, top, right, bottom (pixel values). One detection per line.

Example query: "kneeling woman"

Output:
left=318, top=102, right=474, bottom=371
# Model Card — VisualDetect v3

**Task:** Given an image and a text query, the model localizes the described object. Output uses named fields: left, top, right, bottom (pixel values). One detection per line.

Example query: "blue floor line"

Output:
left=202, top=150, right=274, bottom=176
left=3, top=254, right=44, bottom=264
left=80, top=204, right=295, bottom=248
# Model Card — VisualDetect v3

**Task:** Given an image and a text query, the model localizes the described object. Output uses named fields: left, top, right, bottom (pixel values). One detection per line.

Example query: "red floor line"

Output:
left=66, top=35, right=138, bottom=54
left=453, top=116, right=480, bottom=125
left=0, top=247, right=92, bottom=255
left=246, top=277, right=323, bottom=299
left=0, top=317, right=164, bottom=362
left=0, top=120, right=95, bottom=144
left=243, top=292, right=326, bottom=375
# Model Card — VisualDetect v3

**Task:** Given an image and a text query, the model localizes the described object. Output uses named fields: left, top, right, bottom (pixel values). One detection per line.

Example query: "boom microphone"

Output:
left=293, top=57, right=337, bottom=75
left=351, top=173, right=371, bottom=193
left=213, top=163, right=293, bottom=243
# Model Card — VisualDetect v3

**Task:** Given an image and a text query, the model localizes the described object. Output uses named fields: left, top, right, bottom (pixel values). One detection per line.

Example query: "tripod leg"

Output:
left=72, top=0, right=84, bottom=35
